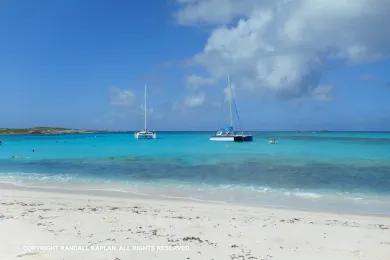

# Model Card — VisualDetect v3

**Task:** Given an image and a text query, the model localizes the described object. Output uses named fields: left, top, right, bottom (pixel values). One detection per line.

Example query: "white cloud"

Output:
left=109, top=87, right=135, bottom=107
left=184, top=92, right=206, bottom=107
left=176, top=0, right=260, bottom=25
left=186, top=74, right=215, bottom=89
left=311, top=85, right=333, bottom=101
left=176, top=0, right=390, bottom=100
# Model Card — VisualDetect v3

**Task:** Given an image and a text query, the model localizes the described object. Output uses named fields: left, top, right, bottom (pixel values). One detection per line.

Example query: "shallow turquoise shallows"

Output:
left=0, top=131, right=390, bottom=215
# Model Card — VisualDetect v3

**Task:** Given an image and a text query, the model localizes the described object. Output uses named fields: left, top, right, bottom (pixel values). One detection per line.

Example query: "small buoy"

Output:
left=268, top=138, right=278, bottom=144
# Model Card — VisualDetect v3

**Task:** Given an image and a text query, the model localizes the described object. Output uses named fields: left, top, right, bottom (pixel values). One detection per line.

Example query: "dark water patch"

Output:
left=1, top=157, right=390, bottom=195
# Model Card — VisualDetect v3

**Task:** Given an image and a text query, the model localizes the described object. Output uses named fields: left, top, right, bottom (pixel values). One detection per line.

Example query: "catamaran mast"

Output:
left=227, top=74, right=233, bottom=128
left=144, top=84, right=147, bottom=131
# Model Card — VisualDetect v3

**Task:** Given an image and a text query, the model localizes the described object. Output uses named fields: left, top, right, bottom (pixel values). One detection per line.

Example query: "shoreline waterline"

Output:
left=1, top=180, right=390, bottom=218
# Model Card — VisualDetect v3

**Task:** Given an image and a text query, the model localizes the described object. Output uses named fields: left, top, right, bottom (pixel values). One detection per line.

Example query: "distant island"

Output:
left=0, top=127, right=107, bottom=135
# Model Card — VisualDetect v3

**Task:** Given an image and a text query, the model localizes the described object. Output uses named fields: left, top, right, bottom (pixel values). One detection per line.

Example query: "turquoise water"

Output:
left=0, top=132, right=390, bottom=215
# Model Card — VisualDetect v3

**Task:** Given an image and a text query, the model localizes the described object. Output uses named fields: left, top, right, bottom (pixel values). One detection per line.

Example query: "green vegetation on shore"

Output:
left=0, top=127, right=101, bottom=135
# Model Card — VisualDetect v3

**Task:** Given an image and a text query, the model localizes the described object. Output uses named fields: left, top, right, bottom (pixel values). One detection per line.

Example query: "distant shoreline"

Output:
left=0, top=127, right=108, bottom=135
left=1, top=128, right=389, bottom=135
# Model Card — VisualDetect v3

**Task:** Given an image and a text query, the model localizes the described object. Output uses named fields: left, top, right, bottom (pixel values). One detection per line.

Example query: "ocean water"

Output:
left=0, top=131, right=390, bottom=215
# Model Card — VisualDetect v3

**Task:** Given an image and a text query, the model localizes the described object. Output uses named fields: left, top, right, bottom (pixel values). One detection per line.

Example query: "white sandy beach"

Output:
left=0, top=185, right=389, bottom=260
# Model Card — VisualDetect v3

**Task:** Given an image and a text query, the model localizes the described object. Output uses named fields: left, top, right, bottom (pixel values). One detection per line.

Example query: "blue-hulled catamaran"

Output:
left=209, top=75, right=253, bottom=142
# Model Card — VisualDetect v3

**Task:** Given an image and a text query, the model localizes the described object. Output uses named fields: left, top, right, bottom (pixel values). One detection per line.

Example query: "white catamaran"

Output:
left=134, top=85, right=157, bottom=139
left=210, top=75, right=253, bottom=142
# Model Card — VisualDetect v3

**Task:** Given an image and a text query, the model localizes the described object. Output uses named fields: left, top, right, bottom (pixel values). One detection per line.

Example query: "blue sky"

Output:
left=1, top=0, right=389, bottom=131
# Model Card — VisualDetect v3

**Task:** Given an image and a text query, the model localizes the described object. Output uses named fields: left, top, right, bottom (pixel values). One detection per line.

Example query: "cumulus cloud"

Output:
left=176, top=0, right=390, bottom=100
left=186, top=74, right=216, bottom=89
left=109, top=87, right=135, bottom=107
left=176, top=0, right=260, bottom=25
left=311, top=85, right=334, bottom=101
left=184, top=92, right=206, bottom=107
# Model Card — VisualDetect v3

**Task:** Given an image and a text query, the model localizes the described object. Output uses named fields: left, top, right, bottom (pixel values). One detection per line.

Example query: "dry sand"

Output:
left=0, top=186, right=389, bottom=260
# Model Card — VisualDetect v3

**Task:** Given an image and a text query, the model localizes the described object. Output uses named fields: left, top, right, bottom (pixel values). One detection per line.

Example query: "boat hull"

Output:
left=209, top=135, right=253, bottom=142
left=209, top=136, right=235, bottom=142
left=234, top=135, right=253, bottom=142
left=134, top=132, right=156, bottom=139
